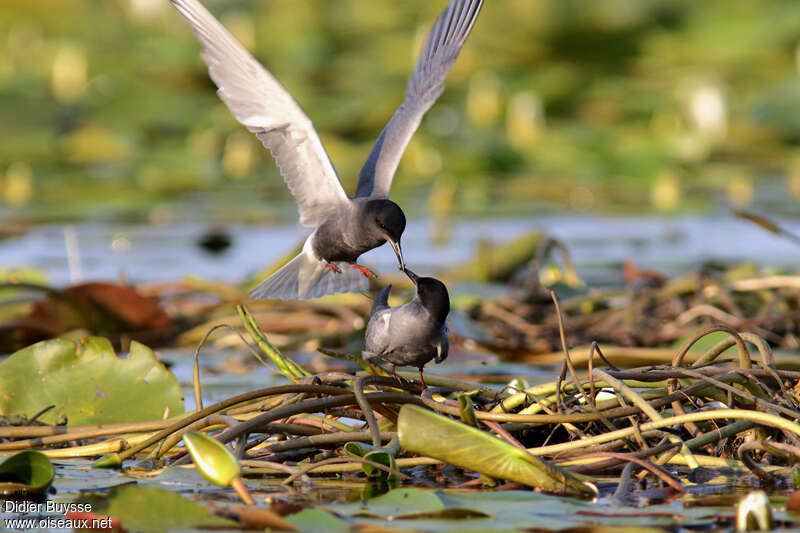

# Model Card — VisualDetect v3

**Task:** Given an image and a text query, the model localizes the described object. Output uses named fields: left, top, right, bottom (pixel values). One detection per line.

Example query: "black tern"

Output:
left=169, top=0, right=484, bottom=300
left=364, top=269, right=450, bottom=389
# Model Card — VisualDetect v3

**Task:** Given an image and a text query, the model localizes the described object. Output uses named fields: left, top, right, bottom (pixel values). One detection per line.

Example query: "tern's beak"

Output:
left=386, top=237, right=405, bottom=271
left=404, top=267, right=419, bottom=286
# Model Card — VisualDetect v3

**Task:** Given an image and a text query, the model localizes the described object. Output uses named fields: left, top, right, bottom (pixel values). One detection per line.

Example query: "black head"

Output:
left=365, top=199, right=406, bottom=242
left=364, top=199, right=407, bottom=269
left=405, top=269, right=450, bottom=324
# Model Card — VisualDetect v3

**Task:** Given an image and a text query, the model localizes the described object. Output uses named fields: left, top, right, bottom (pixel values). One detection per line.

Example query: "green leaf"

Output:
left=183, top=430, right=240, bottom=487
left=237, top=305, right=310, bottom=381
left=398, top=405, right=595, bottom=497
left=286, top=509, right=350, bottom=533
left=332, top=488, right=447, bottom=518
left=324, top=488, right=723, bottom=530
left=344, top=437, right=400, bottom=479
left=0, top=451, right=54, bottom=496
left=0, top=337, right=184, bottom=425
left=79, top=485, right=235, bottom=533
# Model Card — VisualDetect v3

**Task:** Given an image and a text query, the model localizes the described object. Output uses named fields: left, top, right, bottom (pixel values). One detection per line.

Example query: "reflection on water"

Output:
left=1, top=214, right=798, bottom=288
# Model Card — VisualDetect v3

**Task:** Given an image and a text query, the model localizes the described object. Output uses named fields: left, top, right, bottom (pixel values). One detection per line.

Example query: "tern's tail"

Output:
left=248, top=247, right=369, bottom=300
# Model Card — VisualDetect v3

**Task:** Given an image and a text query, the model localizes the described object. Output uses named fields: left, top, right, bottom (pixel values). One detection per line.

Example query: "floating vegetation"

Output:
left=1, top=247, right=800, bottom=529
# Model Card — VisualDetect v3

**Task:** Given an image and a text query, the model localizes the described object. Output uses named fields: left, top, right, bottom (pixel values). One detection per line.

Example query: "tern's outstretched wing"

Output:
left=171, top=0, right=349, bottom=227
left=355, top=0, right=484, bottom=199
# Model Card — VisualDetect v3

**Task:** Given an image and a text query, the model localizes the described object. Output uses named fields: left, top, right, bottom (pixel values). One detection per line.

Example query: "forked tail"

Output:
left=248, top=246, right=369, bottom=300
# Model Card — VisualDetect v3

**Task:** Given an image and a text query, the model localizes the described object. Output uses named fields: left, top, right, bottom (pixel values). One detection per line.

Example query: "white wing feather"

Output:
left=170, top=0, right=349, bottom=226
left=356, top=0, right=484, bottom=199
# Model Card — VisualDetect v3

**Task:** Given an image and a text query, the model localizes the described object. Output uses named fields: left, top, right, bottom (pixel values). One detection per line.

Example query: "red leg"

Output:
left=350, top=264, right=377, bottom=279
left=391, top=364, right=399, bottom=383
left=326, top=262, right=342, bottom=273
left=418, top=368, right=427, bottom=391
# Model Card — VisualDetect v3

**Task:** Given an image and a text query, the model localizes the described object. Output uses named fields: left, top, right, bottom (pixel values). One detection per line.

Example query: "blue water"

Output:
left=2, top=214, right=799, bottom=288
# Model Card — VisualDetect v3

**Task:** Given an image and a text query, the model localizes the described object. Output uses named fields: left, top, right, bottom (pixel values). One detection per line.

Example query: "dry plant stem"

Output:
left=518, top=388, right=559, bottom=417
left=353, top=375, right=387, bottom=447
left=212, top=392, right=424, bottom=447
left=159, top=390, right=357, bottom=458
left=592, top=368, right=699, bottom=469
left=192, top=323, right=281, bottom=411
left=157, top=415, right=241, bottom=458
left=281, top=456, right=410, bottom=485
left=605, top=367, right=800, bottom=383
left=226, top=395, right=291, bottom=416
left=0, top=421, right=176, bottom=451
left=528, top=409, right=800, bottom=456
left=239, top=459, right=302, bottom=476
left=673, top=368, right=800, bottom=419
left=560, top=440, right=678, bottom=472
left=496, top=373, right=667, bottom=414
left=253, top=423, right=324, bottom=438
left=566, top=450, right=684, bottom=492
left=482, top=420, right=525, bottom=449
left=230, top=477, right=255, bottom=505
left=0, top=419, right=175, bottom=440
left=587, top=342, right=598, bottom=408
left=114, top=384, right=349, bottom=463
left=284, top=415, right=351, bottom=433
left=737, top=440, right=800, bottom=483
left=550, top=292, right=605, bottom=439
left=385, top=371, right=501, bottom=399
left=700, top=333, right=788, bottom=399
left=251, top=432, right=398, bottom=455
left=424, top=378, right=728, bottom=425
left=612, top=463, right=635, bottom=502
left=192, top=324, right=232, bottom=410
left=517, top=383, right=668, bottom=416
left=550, top=291, right=592, bottom=409
left=731, top=275, right=800, bottom=291
left=32, top=433, right=154, bottom=458
left=549, top=430, right=670, bottom=459
left=244, top=456, right=439, bottom=476
left=577, top=369, right=777, bottom=416
left=673, top=325, right=751, bottom=369
left=684, top=419, right=756, bottom=450
left=671, top=326, right=751, bottom=438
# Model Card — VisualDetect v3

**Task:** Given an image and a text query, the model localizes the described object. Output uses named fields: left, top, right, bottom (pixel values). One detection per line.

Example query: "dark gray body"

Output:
left=311, top=199, right=386, bottom=263
left=365, top=285, right=449, bottom=369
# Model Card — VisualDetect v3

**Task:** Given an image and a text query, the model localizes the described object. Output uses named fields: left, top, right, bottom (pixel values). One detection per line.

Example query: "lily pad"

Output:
left=286, top=509, right=350, bottom=533
left=331, top=488, right=448, bottom=519
left=79, top=485, right=235, bottom=533
left=323, top=488, right=728, bottom=531
left=51, top=459, right=129, bottom=494
left=0, top=337, right=184, bottom=425
left=0, top=451, right=54, bottom=496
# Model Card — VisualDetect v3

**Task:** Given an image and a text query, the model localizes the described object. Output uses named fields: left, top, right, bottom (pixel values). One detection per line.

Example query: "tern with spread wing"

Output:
left=170, top=0, right=484, bottom=299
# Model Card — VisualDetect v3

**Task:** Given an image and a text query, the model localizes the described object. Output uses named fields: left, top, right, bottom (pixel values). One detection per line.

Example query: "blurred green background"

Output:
left=2, top=0, right=800, bottom=224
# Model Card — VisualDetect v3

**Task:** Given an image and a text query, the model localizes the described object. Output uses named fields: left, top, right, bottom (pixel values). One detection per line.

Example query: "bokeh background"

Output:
left=3, top=0, right=800, bottom=219
left=2, top=0, right=800, bottom=286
